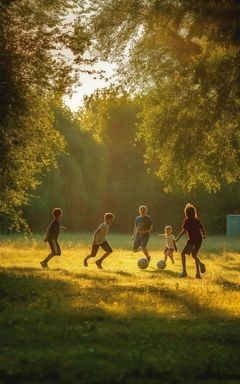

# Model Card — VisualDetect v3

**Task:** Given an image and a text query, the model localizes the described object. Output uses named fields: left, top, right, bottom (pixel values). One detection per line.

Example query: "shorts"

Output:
left=182, top=241, right=202, bottom=257
left=48, top=239, right=61, bottom=256
left=90, top=240, right=113, bottom=257
left=133, top=233, right=150, bottom=252
left=164, top=247, right=174, bottom=257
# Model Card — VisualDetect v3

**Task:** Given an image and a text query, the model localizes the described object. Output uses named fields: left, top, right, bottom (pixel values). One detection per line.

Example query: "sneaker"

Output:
left=96, top=260, right=103, bottom=269
left=179, top=271, right=187, bottom=278
left=196, top=273, right=201, bottom=279
left=40, top=261, right=48, bottom=268
left=84, top=258, right=88, bottom=267
left=200, top=262, right=206, bottom=274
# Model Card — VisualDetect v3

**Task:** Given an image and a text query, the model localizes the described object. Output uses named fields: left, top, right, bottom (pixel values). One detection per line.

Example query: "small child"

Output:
left=132, top=205, right=153, bottom=262
left=158, top=225, right=177, bottom=264
left=40, top=208, right=63, bottom=268
left=176, top=203, right=206, bottom=279
left=84, top=213, right=115, bottom=269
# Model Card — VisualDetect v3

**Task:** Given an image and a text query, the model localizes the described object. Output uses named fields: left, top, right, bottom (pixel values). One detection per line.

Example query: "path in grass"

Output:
left=0, top=234, right=239, bottom=383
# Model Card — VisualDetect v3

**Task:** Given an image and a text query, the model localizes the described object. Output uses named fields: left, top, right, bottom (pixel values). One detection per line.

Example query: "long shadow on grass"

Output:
left=2, top=266, right=118, bottom=284
left=54, top=268, right=118, bottom=283
left=216, top=278, right=240, bottom=292
left=223, top=265, right=240, bottom=272
left=2, top=267, right=232, bottom=319
left=144, top=269, right=179, bottom=278
left=0, top=270, right=240, bottom=384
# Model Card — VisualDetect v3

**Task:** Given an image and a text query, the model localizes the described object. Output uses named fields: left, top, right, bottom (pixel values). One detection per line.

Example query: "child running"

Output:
left=176, top=203, right=206, bottom=279
left=158, top=225, right=177, bottom=264
left=40, top=208, right=63, bottom=268
left=84, top=213, right=115, bottom=269
left=132, top=205, right=153, bottom=262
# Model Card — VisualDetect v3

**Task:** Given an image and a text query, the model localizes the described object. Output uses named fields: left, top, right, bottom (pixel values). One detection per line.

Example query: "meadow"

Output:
left=0, top=233, right=239, bottom=384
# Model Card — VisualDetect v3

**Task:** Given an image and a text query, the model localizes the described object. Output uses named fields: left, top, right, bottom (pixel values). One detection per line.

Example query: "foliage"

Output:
left=85, top=0, right=240, bottom=192
left=24, top=105, right=107, bottom=231
left=0, top=0, right=89, bottom=229
left=19, top=94, right=240, bottom=234
left=78, top=87, right=161, bottom=231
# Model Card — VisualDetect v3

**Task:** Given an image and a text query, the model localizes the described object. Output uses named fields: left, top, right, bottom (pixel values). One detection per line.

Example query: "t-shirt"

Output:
left=160, top=233, right=176, bottom=249
left=94, top=222, right=109, bottom=245
left=46, top=219, right=60, bottom=240
left=182, top=218, right=204, bottom=243
left=135, top=215, right=152, bottom=234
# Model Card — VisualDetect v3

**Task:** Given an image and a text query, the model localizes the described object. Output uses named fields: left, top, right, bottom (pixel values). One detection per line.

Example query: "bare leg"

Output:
left=96, top=251, right=112, bottom=269
left=192, top=254, right=201, bottom=277
left=181, top=251, right=187, bottom=275
left=84, top=254, right=93, bottom=267
left=40, top=253, right=54, bottom=267
left=164, top=251, right=168, bottom=263
left=143, top=248, right=150, bottom=262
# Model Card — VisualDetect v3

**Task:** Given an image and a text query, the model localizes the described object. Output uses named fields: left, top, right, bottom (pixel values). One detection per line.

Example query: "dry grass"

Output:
left=0, top=233, right=239, bottom=383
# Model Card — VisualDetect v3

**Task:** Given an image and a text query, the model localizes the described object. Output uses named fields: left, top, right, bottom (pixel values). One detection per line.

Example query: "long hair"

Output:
left=184, top=203, right=197, bottom=219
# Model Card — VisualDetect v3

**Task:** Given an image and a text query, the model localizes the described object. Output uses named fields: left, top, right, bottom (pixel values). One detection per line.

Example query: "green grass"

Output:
left=0, top=233, right=239, bottom=383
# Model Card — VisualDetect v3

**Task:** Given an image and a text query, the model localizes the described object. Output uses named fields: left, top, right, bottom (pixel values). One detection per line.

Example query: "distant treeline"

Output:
left=22, top=92, right=240, bottom=234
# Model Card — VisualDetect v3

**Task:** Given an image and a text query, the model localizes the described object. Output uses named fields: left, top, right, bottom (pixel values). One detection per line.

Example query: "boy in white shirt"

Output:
left=84, top=213, right=115, bottom=269
left=158, top=225, right=177, bottom=264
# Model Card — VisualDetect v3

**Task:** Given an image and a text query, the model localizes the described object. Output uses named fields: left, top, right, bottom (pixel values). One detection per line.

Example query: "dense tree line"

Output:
left=1, top=1, right=240, bottom=233
left=24, top=95, right=240, bottom=234
left=23, top=106, right=107, bottom=232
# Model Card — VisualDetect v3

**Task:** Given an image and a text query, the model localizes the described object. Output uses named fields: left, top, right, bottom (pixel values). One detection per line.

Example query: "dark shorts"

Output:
left=48, top=239, right=61, bottom=256
left=182, top=241, right=202, bottom=257
left=90, top=240, right=113, bottom=257
left=133, top=233, right=150, bottom=252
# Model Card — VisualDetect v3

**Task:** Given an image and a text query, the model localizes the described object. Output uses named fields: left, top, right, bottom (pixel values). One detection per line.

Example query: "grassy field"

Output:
left=0, top=233, right=240, bottom=384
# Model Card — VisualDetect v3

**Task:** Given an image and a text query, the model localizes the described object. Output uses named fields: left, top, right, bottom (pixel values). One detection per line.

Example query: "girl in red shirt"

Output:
left=176, top=204, right=206, bottom=279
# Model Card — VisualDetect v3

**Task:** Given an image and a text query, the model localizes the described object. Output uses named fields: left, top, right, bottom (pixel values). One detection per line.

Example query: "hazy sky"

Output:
left=64, top=61, right=116, bottom=112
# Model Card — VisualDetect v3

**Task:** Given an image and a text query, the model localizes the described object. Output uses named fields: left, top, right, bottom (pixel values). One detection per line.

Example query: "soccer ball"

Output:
left=137, top=258, right=149, bottom=270
left=157, top=260, right=166, bottom=270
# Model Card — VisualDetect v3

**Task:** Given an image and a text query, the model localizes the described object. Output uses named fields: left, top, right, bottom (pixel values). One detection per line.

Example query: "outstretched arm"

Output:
left=44, top=224, right=50, bottom=242
left=93, top=228, right=101, bottom=244
left=132, top=224, right=137, bottom=240
left=175, top=229, right=186, bottom=242
left=201, top=226, right=207, bottom=239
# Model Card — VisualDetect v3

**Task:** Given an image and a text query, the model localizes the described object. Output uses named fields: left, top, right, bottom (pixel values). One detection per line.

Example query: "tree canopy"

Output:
left=85, top=0, right=240, bottom=192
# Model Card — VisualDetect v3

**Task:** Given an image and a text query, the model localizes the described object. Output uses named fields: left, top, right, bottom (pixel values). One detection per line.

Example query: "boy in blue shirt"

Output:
left=132, top=205, right=153, bottom=262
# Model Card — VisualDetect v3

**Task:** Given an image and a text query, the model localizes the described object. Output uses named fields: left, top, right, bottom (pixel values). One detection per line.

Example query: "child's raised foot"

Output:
left=179, top=271, right=187, bottom=278
left=96, top=260, right=103, bottom=269
left=200, top=262, right=206, bottom=274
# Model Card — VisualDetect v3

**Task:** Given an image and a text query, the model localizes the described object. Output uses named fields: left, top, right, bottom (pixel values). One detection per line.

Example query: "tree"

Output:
left=79, top=87, right=164, bottom=231
left=85, top=0, right=240, bottom=192
left=24, top=105, right=107, bottom=231
left=0, top=0, right=89, bottom=229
